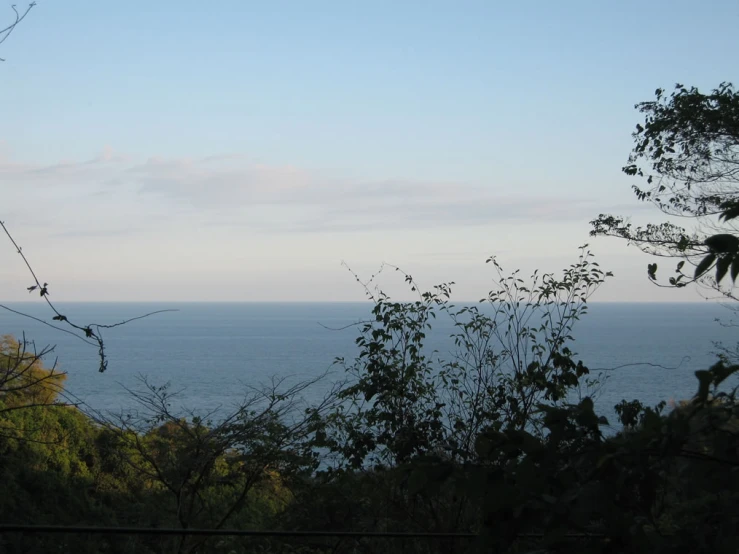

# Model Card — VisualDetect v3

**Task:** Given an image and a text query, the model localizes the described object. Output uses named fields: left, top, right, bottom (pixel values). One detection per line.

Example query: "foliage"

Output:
left=4, top=8, right=739, bottom=550
left=0, top=364, right=336, bottom=554
left=0, top=334, right=67, bottom=418
left=322, top=247, right=610, bottom=471
left=591, top=82, right=739, bottom=297
left=2, top=250, right=739, bottom=553
left=393, top=361, right=739, bottom=554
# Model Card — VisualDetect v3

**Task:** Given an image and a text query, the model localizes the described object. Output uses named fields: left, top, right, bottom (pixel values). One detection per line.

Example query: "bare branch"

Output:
left=1, top=220, right=177, bottom=371
left=0, top=2, right=35, bottom=61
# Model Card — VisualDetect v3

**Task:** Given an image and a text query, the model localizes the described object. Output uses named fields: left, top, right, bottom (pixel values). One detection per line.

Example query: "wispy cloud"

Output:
left=0, top=147, right=663, bottom=302
left=1, top=147, right=604, bottom=235
left=122, top=155, right=601, bottom=232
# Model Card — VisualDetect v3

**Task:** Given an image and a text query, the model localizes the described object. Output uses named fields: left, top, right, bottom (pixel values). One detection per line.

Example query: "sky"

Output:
left=0, top=0, right=737, bottom=302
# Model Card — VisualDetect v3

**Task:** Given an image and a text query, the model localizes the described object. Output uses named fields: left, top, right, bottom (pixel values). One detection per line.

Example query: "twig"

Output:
left=0, top=303, right=98, bottom=346
left=1, top=220, right=177, bottom=371
left=0, top=3, right=36, bottom=62
left=317, top=319, right=371, bottom=332
left=590, top=357, right=691, bottom=372
left=93, top=309, right=179, bottom=329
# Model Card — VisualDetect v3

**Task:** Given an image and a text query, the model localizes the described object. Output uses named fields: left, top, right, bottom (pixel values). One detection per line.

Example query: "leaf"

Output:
left=647, top=263, right=658, bottom=280
left=676, top=260, right=685, bottom=271
left=694, top=253, right=716, bottom=279
left=719, top=200, right=739, bottom=222
left=716, top=256, right=732, bottom=283
left=704, top=234, right=739, bottom=254
left=732, top=258, right=739, bottom=283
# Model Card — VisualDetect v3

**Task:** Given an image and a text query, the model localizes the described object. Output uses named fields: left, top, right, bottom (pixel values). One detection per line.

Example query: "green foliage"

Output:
left=0, top=364, right=323, bottom=554
left=0, top=334, right=67, bottom=415
left=2, top=245, right=738, bottom=554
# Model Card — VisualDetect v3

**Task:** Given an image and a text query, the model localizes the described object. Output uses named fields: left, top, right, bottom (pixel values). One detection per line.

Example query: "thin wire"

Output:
left=0, top=525, right=477, bottom=539
left=0, top=524, right=604, bottom=540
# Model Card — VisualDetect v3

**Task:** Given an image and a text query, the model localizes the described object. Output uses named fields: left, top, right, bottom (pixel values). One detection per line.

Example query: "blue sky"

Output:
left=0, top=0, right=736, bottom=301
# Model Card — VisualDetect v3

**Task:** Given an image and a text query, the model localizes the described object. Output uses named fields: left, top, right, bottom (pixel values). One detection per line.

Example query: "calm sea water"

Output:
left=0, top=302, right=737, bottom=426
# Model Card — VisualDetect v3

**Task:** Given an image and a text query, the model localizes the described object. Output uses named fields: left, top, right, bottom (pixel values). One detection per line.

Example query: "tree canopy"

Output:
left=591, top=82, right=739, bottom=297
left=0, top=334, right=67, bottom=416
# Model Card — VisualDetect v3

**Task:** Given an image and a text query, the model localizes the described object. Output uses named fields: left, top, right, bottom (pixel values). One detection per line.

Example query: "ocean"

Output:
left=0, top=302, right=737, bottom=427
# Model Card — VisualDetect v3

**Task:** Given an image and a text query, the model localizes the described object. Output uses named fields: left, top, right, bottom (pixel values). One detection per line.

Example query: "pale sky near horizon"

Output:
left=0, top=1, right=736, bottom=302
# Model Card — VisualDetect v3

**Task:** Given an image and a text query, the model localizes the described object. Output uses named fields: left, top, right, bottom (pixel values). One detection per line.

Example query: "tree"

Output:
left=0, top=334, right=67, bottom=416
left=325, top=247, right=609, bottom=471
left=590, top=82, right=739, bottom=298
left=94, top=374, right=341, bottom=554
left=393, top=361, right=739, bottom=553
left=295, top=248, right=611, bottom=551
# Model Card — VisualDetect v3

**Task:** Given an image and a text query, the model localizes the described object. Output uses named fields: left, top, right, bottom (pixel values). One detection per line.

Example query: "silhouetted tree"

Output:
left=591, top=82, right=739, bottom=299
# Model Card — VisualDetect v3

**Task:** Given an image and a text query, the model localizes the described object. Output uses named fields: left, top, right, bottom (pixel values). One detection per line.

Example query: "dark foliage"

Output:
left=591, top=83, right=739, bottom=298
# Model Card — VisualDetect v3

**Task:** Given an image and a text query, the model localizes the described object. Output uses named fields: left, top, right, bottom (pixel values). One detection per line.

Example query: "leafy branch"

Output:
left=591, top=82, right=739, bottom=296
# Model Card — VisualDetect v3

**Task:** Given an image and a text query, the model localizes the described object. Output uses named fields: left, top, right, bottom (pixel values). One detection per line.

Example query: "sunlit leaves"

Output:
left=0, top=335, right=67, bottom=410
